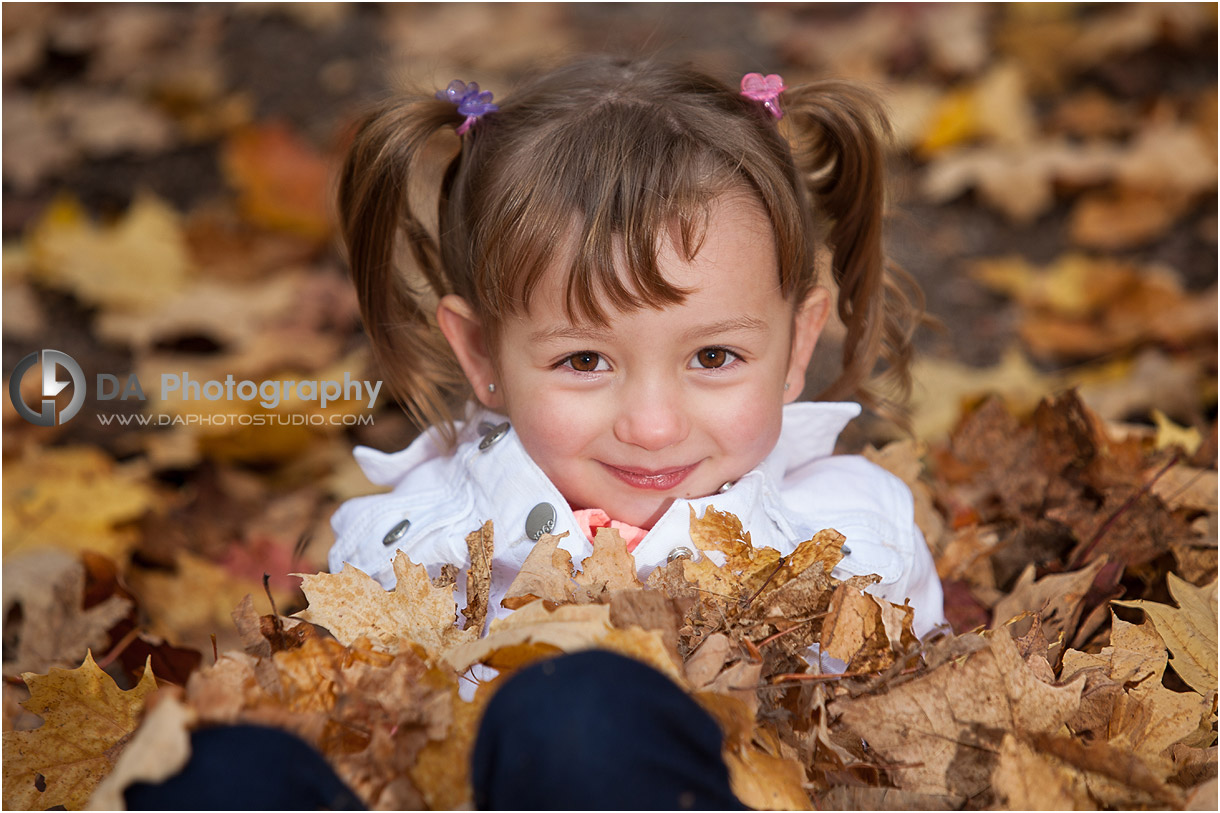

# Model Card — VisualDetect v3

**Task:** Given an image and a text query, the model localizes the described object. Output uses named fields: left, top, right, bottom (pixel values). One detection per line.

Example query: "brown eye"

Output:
left=567, top=352, right=602, bottom=372
left=695, top=348, right=729, bottom=369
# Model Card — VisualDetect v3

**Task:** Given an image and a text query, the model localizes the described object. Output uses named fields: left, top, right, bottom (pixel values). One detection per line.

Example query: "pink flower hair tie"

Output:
left=436, top=79, right=499, bottom=135
left=741, top=72, right=786, bottom=120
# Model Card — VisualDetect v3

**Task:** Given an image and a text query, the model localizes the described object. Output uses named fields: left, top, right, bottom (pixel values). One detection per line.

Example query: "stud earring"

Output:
left=488, top=383, right=496, bottom=393
left=784, top=382, right=790, bottom=391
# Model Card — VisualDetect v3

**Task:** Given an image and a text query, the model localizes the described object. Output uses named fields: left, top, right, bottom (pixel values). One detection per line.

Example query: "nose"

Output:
left=613, top=375, right=690, bottom=451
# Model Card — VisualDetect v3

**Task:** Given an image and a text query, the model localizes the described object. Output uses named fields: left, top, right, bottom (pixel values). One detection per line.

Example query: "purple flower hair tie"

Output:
left=741, top=72, right=786, bottom=120
left=436, top=79, right=499, bottom=135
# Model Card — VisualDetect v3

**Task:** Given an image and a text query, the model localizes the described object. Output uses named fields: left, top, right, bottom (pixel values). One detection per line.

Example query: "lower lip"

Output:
left=602, top=462, right=697, bottom=491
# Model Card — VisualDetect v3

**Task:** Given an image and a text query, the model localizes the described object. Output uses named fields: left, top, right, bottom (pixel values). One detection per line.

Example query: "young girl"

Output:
left=329, top=56, right=944, bottom=639
left=129, top=56, right=947, bottom=812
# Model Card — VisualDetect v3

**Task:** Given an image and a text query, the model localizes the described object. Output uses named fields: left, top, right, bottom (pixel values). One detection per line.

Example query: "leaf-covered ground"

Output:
left=3, top=4, right=1216, bottom=810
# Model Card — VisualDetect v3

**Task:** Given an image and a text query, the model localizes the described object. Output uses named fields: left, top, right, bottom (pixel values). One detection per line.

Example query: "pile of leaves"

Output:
left=5, top=392, right=1215, bottom=810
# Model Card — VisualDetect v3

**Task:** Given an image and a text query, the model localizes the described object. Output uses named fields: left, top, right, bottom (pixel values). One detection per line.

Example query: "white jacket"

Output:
left=329, top=401, right=945, bottom=637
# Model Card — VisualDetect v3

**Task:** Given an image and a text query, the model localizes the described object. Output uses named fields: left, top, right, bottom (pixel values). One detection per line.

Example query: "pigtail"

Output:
left=784, top=82, right=926, bottom=429
left=337, top=96, right=470, bottom=445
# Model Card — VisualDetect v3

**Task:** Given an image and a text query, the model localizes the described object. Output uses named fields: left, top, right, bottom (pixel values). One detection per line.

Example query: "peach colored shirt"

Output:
left=572, top=508, right=647, bottom=552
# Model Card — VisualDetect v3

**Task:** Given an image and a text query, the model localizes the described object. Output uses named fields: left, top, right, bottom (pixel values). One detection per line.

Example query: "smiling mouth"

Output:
left=601, top=462, right=698, bottom=491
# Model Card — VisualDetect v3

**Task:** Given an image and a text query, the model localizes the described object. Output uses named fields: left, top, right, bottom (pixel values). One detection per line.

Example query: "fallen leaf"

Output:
left=3, top=445, right=158, bottom=561
left=221, top=122, right=333, bottom=240
left=500, top=531, right=575, bottom=609
left=831, top=628, right=1084, bottom=800
left=992, top=733, right=1093, bottom=810
left=991, top=557, right=1107, bottom=645
left=26, top=193, right=191, bottom=311
left=1114, top=575, right=1218, bottom=696
left=575, top=526, right=645, bottom=594
left=85, top=690, right=194, bottom=811
left=295, top=551, right=476, bottom=656
left=2, top=653, right=158, bottom=810
left=463, top=520, right=493, bottom=633
left=2, top=550, right=132, bottom=678
left=443, top=601, right=613, bottom=673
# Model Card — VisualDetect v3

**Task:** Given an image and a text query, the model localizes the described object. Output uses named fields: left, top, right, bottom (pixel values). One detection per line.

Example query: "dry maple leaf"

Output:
left=2, top=550, right=132, bottom=678
left=3, top=445, right=158, bottom=561
left=574, top=526, right=645, bottom=595
left=25, top=193, right=191, bottom=312
left=221, top=122, right=333, bottom=240
left=831, top=628, right=1084, bottom=801
left=295, top=551, right=476, bottom=656
left=991, top=557, right=1108, bottom=646
left=500, top=531, right=576, bottom=609
left=1114, top=574, right=1218, bottom=696
left=2, top=652, right=158, bottom=811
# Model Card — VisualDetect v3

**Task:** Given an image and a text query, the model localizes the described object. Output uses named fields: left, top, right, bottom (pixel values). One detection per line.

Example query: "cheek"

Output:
left=700, top=392, right=784, bottom=457
left=508, top=394, right=599, bottom=461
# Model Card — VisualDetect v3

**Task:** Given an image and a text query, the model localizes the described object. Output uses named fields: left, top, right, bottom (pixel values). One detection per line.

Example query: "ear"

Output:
left=436, top=295, right=503, bottom=410
left=784, top=286, right=832, bottom=404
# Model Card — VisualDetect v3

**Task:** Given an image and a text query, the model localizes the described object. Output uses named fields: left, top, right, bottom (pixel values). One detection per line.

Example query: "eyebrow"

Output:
left=527, top=315, right=771, bottom=345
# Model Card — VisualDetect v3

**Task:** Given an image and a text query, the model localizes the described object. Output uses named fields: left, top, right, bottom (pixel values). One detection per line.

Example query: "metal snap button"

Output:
left=667, top=546, right=694, bottom=563
left=717, top=481, right=733, bottom=493
left=382, top=518, right=411, bottom=546
left=478, top=422, right=510, bottom=450
left=525, top=502, right=557, bottom=541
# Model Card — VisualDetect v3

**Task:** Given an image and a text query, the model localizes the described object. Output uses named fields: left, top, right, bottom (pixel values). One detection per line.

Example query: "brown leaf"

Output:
left=443, top=602, right=612, bottom=673
left=464, top=520, right=493, bottom=633
left=2, top=550, right=132, bottom=678
left=831, top=628, right=1083, bottom=800
left=1114, top=574, right=1218, bottom=695
left=991, top=557, right=1107, bottom=644
left=500, top=532, right=575, bottom=610
left=576, top=527, right=645, bottom=593
left=2, top=653, right=158, bottom=810
left=992, top=733, right=1093, bottom=810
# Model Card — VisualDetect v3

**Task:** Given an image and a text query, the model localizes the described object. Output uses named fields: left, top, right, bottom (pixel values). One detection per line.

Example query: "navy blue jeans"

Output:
left=127, top=650, right=745, bottom=810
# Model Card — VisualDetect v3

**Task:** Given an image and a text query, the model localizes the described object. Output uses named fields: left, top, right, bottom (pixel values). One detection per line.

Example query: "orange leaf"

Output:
left=221, top=123, right=333, bottom=239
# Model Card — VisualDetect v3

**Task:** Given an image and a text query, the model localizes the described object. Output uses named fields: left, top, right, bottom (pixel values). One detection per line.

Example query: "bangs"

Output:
left=471, top=103, right=745, bottom=327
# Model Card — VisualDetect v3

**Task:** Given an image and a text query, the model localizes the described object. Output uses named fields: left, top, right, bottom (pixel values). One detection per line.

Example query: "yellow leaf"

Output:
left=296, top=551, right=476, bottom=656
left=27, top=194, right=191, bottom=311
left=1114, top=575, right=1218, bottom=696
left=128, top=550, right=295, bottom=654
left=688, top=504, right=754, bottom=571
left=1151, top=409, right=1203, bottom=455
left=2, top=445, right=157, bottom=561
left=909, top=348, right=1054, bottom=440
left=2, top=653, right=158, bottom=810
left=917, top=87, right=979, bottom=155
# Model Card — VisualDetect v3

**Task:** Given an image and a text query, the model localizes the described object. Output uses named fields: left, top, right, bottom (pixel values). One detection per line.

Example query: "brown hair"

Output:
left=338, top=56, right=924, bottom=445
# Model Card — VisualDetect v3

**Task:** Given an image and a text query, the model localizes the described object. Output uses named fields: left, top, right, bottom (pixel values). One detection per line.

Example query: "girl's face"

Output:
left=441, top=192, right=830, bottom=529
